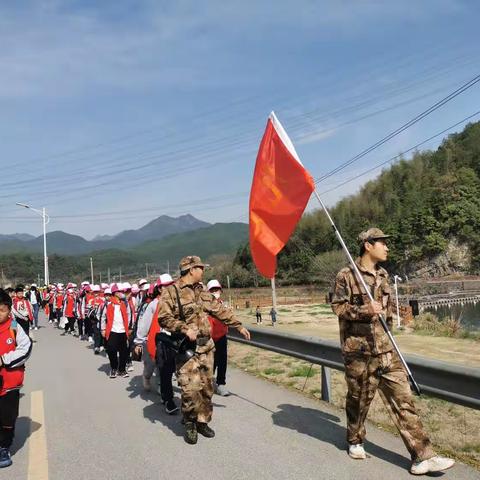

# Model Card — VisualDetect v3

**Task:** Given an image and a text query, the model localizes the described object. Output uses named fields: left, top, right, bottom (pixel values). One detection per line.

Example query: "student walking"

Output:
left=0, top=288, right=33, bottom=468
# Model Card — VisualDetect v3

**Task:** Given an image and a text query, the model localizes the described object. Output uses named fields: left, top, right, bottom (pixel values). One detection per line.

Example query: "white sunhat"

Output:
left=91, top=284, right=101, bottom=292
left=207, top=279, right=222, bottom=291
left=138, top=278, right=148, bottom=286
left=122, top=281, right=132, bottom=291
left=159, top=274, right=174, bottom=286
left=104, top=288, right=112, bottom=295
left=141, top=283, right=151, bottom=291
left=100, top=283, right=109, bottom=289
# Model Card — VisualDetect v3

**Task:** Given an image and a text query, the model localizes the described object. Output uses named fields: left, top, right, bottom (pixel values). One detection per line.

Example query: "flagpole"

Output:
left=312, top=189, right=421, bottom=395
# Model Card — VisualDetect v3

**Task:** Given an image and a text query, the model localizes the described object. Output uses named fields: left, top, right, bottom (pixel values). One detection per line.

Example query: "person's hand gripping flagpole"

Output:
left=249, top=111, right=420, bottom=395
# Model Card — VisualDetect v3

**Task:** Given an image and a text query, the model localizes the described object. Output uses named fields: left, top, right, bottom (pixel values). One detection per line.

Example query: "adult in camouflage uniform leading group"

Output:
left=331, top=228, right=454, bottom=475
left=158, top=256, right=250, bottom=444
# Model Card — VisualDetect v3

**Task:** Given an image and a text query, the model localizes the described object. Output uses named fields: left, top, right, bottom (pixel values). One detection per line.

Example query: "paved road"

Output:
left=4, top=314, right=478, bottom=480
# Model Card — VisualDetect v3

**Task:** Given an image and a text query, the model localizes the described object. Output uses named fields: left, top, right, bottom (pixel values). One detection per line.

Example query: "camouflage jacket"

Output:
left=158, top=277, right=242, bottom=353
left=331, top=258, right=394, bottom=356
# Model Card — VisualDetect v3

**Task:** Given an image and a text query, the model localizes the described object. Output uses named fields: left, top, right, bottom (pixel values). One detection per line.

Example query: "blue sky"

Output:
left=1, top=0, right=480, bottom=239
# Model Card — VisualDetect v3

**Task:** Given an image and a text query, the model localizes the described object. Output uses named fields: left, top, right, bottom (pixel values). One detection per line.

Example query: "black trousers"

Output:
left=48, top=305, right=56, bottom=322
left=160, top=357, right=175, bottom=402
left=84, top=317, right=93, bottom=337
left=106, top=332, right=128, bottom=372
left=77, top=318, right=84, bottom=336
left=16, top=318, right=30, bottom=336
left=0, top=390, right=20, bottom=448
left=65, top=317, right=76, bottom=333
left=214, top=335, right=228, bottom=385
left=92, top=320, right=103, bottom=349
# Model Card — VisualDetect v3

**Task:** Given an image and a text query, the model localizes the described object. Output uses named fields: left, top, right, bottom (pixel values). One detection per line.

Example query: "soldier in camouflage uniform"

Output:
left=158, top=256, right=251, bottom=444
left=332, top=228, right=454, bottom=475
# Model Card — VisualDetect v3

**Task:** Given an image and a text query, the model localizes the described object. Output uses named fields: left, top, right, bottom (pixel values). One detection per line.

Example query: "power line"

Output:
left=315, top=73, right=480, bottom=184
left=318, top=110, right=480, bottom=195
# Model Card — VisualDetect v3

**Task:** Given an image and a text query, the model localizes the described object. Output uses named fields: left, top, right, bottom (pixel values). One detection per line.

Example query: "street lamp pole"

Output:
left=16, top=203, right=50, bottom=286
left=394, top=275, right=403, bottom=329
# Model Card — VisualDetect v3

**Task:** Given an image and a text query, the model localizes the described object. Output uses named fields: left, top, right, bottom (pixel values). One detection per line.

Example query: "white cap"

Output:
left=101, top=283, right=109, bottom=289
left=131, top=283, right=140, bottom=294
left=159, top=274, right=174, bottom=286
left=104, top=288, right=112, bottom=295
left=31, top=283, right=37, bottom=287
left=138, top=278, right=148, bottom=286
left=122, top=282, right=132, bottom=291
left=91, top=284, right=101, bottom=292
left=141, top=283, right=150, bottom=291
left=207, top=279, right=222, bottom=291
left=81, top=281, right=90, bottom=286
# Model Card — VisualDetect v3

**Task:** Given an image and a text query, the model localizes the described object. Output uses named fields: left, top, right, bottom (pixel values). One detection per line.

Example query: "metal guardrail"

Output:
left=228, top=326, right=480, bottom=410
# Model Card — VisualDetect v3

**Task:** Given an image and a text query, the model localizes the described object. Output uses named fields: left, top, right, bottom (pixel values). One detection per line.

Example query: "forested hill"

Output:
left=235, top=120, right=480, bottom=285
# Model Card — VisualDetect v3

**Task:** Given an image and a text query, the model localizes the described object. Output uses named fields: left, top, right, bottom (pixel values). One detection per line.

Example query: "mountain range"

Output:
left=0, top=214, right=211, bottom=255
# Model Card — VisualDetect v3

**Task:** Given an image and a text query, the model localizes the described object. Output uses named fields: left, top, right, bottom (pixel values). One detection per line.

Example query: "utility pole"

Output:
left=167, top=260, right=170, bottom=275
left=145, top=263, right=149, bottom=278
left=271, top=277, right=277, bottom=311
left=99, top=272, right=102, bottom=283
left=37, top=273, right=41, bottom=286
left=226, top=275, right=232, bottom=307
left=107, top=267, right=111, bottom=283
left=119, top=267, right=122, bottom=282
left=90, top=257, right=94, bottom=284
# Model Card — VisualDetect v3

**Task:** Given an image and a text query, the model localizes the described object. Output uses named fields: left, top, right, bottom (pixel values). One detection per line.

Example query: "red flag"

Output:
left=249, top=112, right=315, bottom=278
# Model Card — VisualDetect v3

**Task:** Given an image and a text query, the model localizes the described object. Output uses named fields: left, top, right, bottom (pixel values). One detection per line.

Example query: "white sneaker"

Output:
left=49, top=320, right=52, bottom=324
left=410, top=456, right=455, bottom=475
left=34, top=327, right=39, bottom=331
left=142, top=376, right=151, bottom=391
left=215, top=384, right=231, bottom=396
left=348, top=444, right=366, bottom=460
left=88, top=336, right=94, bottom=343
left=99, top=346, right=105, bottom=352
left=127, top=363, right=134, bottom=372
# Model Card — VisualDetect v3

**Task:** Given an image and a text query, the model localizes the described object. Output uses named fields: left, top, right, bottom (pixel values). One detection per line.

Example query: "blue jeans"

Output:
left=32, top=304, right=40, bottom=328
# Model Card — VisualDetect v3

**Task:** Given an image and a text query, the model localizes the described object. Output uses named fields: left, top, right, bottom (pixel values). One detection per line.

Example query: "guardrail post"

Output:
left=321, top=366, right=331, bottom=402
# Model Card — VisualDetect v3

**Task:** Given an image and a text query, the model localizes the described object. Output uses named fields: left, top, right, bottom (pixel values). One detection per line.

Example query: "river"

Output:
left=424, top=302, right=480, bottom=331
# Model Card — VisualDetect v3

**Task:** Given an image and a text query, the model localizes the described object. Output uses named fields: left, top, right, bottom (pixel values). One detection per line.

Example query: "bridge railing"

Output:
left=228, top=326, right=480, bottom=410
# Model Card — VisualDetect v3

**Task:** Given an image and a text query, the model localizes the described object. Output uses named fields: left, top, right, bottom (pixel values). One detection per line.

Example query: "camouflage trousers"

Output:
left=177, top=350, right=214, bottom=423
left=344, top=351, right=434, bottom=461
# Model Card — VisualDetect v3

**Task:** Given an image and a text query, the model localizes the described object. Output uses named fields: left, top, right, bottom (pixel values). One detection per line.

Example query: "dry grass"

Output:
left=228, top=342, right=480, bottom=469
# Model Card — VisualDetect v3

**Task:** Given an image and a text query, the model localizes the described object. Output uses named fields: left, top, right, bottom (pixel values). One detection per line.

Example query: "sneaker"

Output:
left=88, top=336, right=94, bottom=343
left=94, top=347, right=100, bottom=355
left=109, top=369, right=117, bottom=379
left=49, top=320, right=53, bottom=324
left=142, top=376, right=151, bottom=391
left=127, top=363, right=134, bottom=372
left=99, top=346, right=105, bottom=352
left=215, top=384, right=231, bottom=396
left=410, top=456, right=455, bottom=475
left=34, top=327, right=39, bottom=331
left=165, top=399, right=179, bottom=415
left=0, top=448, right=12, bottom=468
left=196, top=422, right=215, bottom=438
left=348, top=443, right=366, bottom=460
left=119, top=371, right=129, bottom=378
left=184, top=422, right=198, bottom=445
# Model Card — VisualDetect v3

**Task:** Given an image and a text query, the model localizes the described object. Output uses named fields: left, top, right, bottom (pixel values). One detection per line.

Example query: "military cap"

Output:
left=179, top=255, right=206, bottom=272
left=358, top=228, right=391, bottom=244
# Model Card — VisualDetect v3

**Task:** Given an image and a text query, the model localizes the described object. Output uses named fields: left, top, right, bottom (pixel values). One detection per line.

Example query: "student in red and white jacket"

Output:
left=62, top=287, right=78, bottom=335
left=0, top=288, right=33, bottom=469
left=11, top=285, right=33, bottom=337
left=207, top=280, right=231, bottom=397
left=100, top=284, right=130, bottom=379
